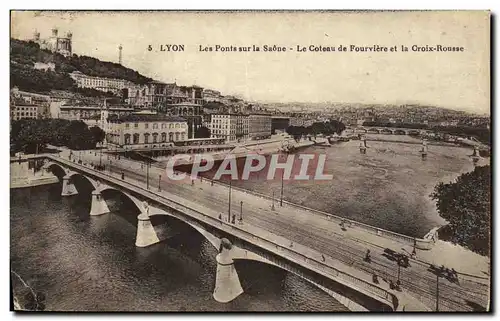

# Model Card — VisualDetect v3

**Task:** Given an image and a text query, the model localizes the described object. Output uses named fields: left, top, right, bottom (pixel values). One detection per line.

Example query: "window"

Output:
left=125, top=123, right=130, bottom=129
left=169, top=132, right=174, bottom=142
left=153, top=123, right=158, bottom=129
left=144, top=133, right=150, bottom=144
left=161, top=132, right=167, bottom=142
left=145, top=123, right=149, bottom=129
left=124, top=134, right=131, bottom=145
left=133, top=133, right=139, bottom=144
left=134, top=123, right=138, bottom=128
left=152, top=133, right=158, bottom=143
left=175, top=132, right=180, bottom=141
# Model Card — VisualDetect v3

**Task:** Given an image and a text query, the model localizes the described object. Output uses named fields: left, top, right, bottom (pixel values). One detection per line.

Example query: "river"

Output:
left=175, top=137, right=478, bottom=237
left=10, top=183, right=347, bottom=311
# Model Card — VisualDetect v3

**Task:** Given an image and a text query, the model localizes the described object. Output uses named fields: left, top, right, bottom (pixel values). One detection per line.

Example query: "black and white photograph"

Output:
left=9, top=10, right=491, bottom=312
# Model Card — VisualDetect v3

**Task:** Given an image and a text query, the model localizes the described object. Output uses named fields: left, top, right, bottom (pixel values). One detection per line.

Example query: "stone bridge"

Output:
left=345, top=127, right=429, bottom=136
left=13, top=154, right=432, bottom=311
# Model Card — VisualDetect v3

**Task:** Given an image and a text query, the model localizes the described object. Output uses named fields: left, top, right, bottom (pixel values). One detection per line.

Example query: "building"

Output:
left=126, top=81, right=170, bottom=108
left=203, top=89, right=222, bottom=102
left=10, top=87, right=51, bottom=120
left=70, top=71, right=134, bottom=96
left=208, top=113, right=249, bottom=143
left=58, top=101, right=134, bottom=122
left=32, top=28, right=72, bottom=57
left=248, top=113, right=272, bottom=140
left=106, top=113, right=188, bottom=148
left=11, top=101, right=40, bottom=121
left=290, top=117, right=314, bottom=127
left=33, top=62, right=56, bottom=72
left=168, top=102, right=204, bottom=139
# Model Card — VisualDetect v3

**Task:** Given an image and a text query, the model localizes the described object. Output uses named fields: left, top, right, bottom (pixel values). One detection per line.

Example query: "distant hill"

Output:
left=10, top=38, right=152, bottom=93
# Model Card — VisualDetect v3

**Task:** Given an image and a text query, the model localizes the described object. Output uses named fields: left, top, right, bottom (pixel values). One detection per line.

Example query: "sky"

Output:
left=10, top=11, right=490, bottom=114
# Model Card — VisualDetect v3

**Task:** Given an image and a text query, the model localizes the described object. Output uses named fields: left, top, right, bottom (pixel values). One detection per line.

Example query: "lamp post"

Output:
left=158, top=175, right=161, bottom=192
left=99, top=144, right=102, bottom=167
left=228, top=179, right=232, bottom=222
left=239, top=201, right=243, bottom=223
left=397, top=259, right=401, bottom=283
left=146, top=160, right=150, bottom=190
left=280, top=170, right=284, bottom=207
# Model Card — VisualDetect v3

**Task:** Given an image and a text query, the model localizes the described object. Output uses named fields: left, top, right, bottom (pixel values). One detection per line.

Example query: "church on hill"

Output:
left=32, top=27, right=72, bottom=57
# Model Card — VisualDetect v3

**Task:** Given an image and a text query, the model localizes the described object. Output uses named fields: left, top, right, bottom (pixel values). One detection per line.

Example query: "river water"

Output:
left=10, top=183, right=346, bottom=311
left=177, top=137, right=477, bottom=237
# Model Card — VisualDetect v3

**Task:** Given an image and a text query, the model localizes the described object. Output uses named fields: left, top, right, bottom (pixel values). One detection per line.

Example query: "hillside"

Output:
left=10, top=38, right=152, bottom=93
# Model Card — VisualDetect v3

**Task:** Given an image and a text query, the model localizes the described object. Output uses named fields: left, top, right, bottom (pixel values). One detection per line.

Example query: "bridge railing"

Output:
left=47, top=155, right=397, bottom=309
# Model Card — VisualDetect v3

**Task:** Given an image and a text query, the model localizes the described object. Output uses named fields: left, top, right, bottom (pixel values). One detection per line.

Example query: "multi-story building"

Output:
left=32, top=28, right=72, bottom=57
left=127, top=82, right=204, bottom=109
left=11, top=100, right=40, bottom=121
left=248, top=113, right=272, bottom=140
left=208, top=113, right=249, bottom=143
left=106, top=113, right=188, bottom=148
left=127, top=81, right=170, bottom=108
left=10, top=87, right=51, bottom=120
left=203, top=89, right=222, bottom=102
left=58, top=101, right=134, bottom=122
left=70, top=71, right=135, bottom=96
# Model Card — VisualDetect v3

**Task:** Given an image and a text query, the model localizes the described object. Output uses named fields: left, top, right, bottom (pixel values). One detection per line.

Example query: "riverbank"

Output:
left=11, top=175, right=59, bottom=189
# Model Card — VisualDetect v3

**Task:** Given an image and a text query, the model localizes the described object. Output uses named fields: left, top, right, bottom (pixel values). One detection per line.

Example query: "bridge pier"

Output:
left=90, top=190, right=110, bottom=216
left=61, top=175, right=78, bottom=196
left=213, top=239, right=243, bottom=303
left=135, top=213, right=160, bottom=247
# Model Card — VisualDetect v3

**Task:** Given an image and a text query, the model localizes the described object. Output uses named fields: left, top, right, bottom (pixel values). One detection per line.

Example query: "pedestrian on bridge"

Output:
left=364, top=249, right=371, bottom=263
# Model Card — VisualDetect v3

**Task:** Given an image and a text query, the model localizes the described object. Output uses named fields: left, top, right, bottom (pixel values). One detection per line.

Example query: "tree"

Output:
left=194, top=126, right=211, bottom=138
left=430, top=165, right=491, bottom=256
left=10, top=119, right=101, bottom=154
left=90, top=126, right=106, bottom=143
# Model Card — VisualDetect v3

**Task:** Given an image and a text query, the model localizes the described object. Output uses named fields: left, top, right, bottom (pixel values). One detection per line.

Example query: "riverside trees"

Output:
left=286, top=120, right=346, bottom=141
left=10, top=119, right=102, bottom=154
left=431, top=165, right=491, bottom=256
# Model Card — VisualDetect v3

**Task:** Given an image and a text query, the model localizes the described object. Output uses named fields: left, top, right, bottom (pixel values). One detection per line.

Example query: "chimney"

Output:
left=52, top=27, right=58, bottom=37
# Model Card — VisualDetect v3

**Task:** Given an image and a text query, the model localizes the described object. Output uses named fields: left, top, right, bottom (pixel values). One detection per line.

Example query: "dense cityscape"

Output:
left=10, top=29, right=490, bottom=154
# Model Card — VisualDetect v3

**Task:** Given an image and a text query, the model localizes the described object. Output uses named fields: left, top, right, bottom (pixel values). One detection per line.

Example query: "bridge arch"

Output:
left=148, top=211, right=221, bottom=250
left=44, top=162, right=68, bottom=178
left=66, top=171, right=99, bottom=190
left=97, top=185, right=221, bottom=249
left=228, top=246, right=394, bottom=311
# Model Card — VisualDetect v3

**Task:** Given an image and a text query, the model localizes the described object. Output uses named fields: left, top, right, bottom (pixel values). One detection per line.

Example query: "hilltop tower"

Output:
left=118, top=44, right=123, bottom=65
